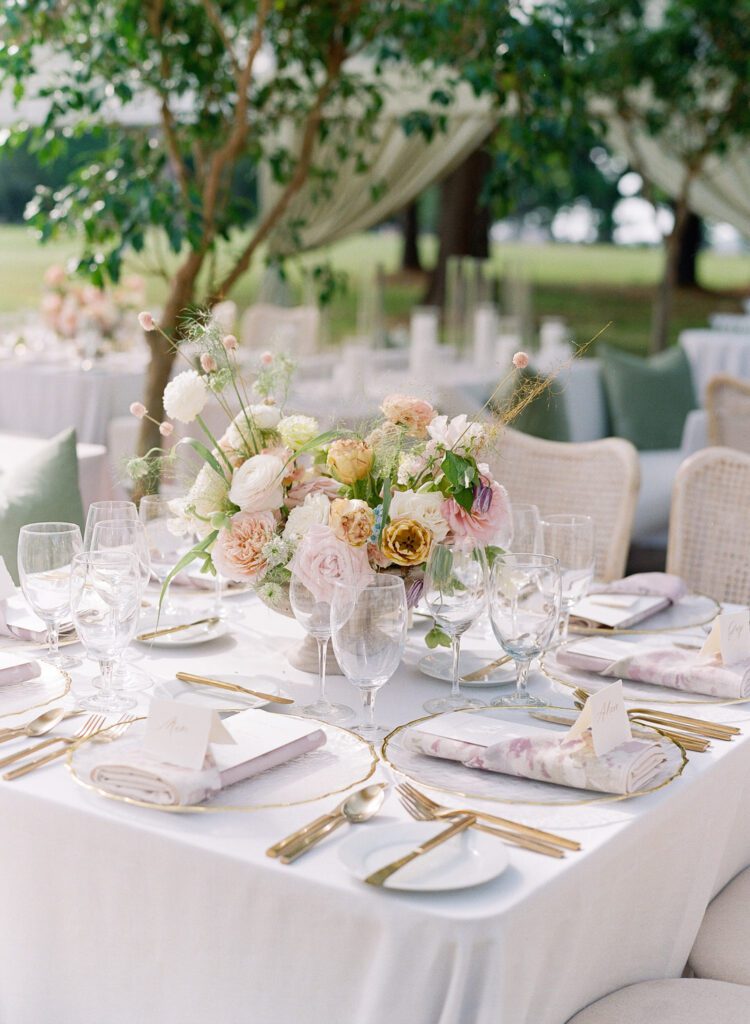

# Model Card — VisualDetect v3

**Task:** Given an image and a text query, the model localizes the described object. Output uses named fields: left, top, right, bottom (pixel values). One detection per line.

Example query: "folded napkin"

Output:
left=0, top=652, right=41, bottom=686
left=0, top=597, right=75, bottom=644
left=88, top=727, right=327, bottom=806
left=403, top=726, right=668, bottom=795
left=558, top=642, right=750, bottom=700
left=589, top=572, right=687, bottom=604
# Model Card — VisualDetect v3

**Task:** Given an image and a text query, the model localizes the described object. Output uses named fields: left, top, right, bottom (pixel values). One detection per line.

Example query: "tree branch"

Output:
left=201, top=0, right=241, bottom=76
left=144, top=0, right=191, bottom=204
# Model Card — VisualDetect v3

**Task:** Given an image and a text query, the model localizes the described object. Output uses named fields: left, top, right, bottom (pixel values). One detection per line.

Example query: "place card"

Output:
left=568, top=679, right=632, bottom=756
left=143, top=698, right=236, bottom=770
left=701, top=610, right=750, bottom=667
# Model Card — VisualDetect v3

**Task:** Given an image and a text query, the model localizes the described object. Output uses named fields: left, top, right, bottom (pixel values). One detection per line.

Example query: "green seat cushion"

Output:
left=0, top=429, right=84, bottom=582
left=599, top=344, right=697, bottom=450
left=495, top=366, right=570, bottom=442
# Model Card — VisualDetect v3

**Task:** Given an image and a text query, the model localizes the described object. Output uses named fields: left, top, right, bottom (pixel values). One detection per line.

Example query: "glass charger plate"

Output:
left=570, top=592, right=719, bottom=636
left=542, top=643, right=750, bottom=706
left=67, top=717, right=377, bottom=813
left=0, top=663, right=70, bottom=720
left=381, top=706, right=686, bottom=807
left=418, top=651, right=516, bottom=687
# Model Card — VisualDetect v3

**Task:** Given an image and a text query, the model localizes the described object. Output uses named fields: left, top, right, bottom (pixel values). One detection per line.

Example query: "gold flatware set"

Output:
left=176, top=671, right=294, bottom=705
left=0, top=713, right=137, bottom=780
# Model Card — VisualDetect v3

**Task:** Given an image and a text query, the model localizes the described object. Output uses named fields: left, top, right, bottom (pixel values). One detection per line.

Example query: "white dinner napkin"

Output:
left=0, top=652, right=41, bottom=686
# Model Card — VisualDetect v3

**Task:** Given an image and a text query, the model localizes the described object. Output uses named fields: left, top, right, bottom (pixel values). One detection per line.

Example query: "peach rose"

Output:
left=329, top=498, right=375, bottom=548
left=211, top=511, right=276, bottom=582
left=381, top=517, right=432, bottom=566
left=381, top=394, right=436, bottom=436
left=289, top=523, right=373, bottom=604
left=286, top=473, right=342, bottom=508
left=326, top=439, right=373, bottom=485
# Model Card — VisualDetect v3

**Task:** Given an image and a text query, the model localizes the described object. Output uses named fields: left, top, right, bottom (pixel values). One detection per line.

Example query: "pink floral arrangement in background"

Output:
left=41, top=264, right=146, bottom=342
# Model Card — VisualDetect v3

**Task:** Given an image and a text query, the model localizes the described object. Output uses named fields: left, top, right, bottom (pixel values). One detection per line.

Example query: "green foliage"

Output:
left=425, top=624, right=452, bottom=650
left=440, top=451, right=477, bottom=512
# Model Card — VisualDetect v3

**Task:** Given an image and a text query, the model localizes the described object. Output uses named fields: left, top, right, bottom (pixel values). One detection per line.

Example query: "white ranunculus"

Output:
left=186, top=464, right=230, bottom=538
left=426, top=413, right=485, bottom=453
left=248, top=403, right=281, bottom=430
left=278, top=414, right=319, bottom=450
left=163, top=370, right=208, bottom=423
left=282, top=492, right=330, bottom=542
left=388, top=489, right=449, bottom=542
left=229, top=453, right=285, bottom=513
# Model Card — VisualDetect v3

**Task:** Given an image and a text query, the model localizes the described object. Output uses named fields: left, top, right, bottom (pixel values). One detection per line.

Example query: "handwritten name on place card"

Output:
left=701, top=610, right=750, bottom=667
left=568, top=679, right=632, bottom=757
left=143, top=698, right=235, bottom=770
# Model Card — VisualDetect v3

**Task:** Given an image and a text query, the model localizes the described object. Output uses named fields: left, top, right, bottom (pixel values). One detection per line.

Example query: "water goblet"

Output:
left=83, top=500, right=137, bottom=550
left=488, top=553, right=561, bottom=707
left=330, top=575, right=407, bottom=742
left=510, top=503, right=544, bottom=554
left=289, top=575, right=353, bottom=724
left=541, top=514, right=595, bottom=639
left=69, top=550, right=141, bottom=713
left=17, top=522, right=83, bottom=667
left=138, top=494, right=185, bottom=614
left=422, top=540, right=488, bottom=714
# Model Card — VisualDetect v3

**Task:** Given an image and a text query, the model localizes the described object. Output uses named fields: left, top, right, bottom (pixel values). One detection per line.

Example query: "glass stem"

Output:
left=99, top=659, right=115, bottom=695
left=317, top=637, right=329, bottom=705
left=214, top=574, right=223, bottom=618
left=47, top=623, right=59, bottom=661
left=450, top=634, right=461, bottom=699
left=361, top=687, right=377, bottom=732
left=515, top=658, right=532, bottom=700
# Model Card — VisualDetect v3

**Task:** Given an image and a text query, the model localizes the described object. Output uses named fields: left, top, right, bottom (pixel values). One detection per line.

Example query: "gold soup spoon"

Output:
left=272, top=784, right=388, bottom=864
left=0, top=707, right=79, bottom=745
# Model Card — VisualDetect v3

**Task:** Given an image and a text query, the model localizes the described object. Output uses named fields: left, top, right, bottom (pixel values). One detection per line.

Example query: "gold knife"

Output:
left=137, top=617, right=220, bottom=641
left=461, top=654, right=513, bottom=682
left=176, top=671, right=294, bottom=705
left=364, top=814, right=476, bottom=887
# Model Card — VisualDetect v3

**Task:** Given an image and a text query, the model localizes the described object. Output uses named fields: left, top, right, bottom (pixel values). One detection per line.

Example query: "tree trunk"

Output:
left=676, top=210, right=702, bottom=288
left=400, top=200, right=422, bottom=272
left=425, top=148, right=492, bottom=307
left=651, top=196, right=692, bottom=353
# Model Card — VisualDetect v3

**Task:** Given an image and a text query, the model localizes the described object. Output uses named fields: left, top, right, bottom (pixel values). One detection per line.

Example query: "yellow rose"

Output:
left=326, top=439, right=373, bottom=485
left=381, top=517, right=432, bottom=566
left=329, top=498, right=375, bottom=548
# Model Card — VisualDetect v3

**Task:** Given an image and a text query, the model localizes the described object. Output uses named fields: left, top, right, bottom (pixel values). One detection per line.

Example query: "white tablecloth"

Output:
left=0, top=594, right=749, bottom=1024
left=679, top=329, right=750, bottom=402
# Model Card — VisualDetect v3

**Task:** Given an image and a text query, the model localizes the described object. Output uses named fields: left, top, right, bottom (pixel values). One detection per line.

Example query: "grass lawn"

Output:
left=0, top=223, right=748, bottom=355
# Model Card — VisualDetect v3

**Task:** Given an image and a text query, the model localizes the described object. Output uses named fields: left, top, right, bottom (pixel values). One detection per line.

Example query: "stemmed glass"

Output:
left=289, top=575, right=353, bottom=724
left=83, top=500, right=137, bottom=550
left=17, top=522, right=83, bottom=667
left=330, top=575, right=408, bottom=742
left=138, top=495, right=185, bottom=615
left=422, top=540, right=488, bottom=714
left=70, top=550, right=141, bottom=713
left=510, top=503, right=543, bottom=554
left=488, top=553, right=561, bottom=707
left=541, top=514, right=595, bottom=640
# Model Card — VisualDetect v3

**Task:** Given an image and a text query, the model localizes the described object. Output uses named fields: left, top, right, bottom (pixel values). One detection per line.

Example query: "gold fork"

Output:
left=0, top=713, right=107, bottom=770
left=398, top=781, right=581, bottom=852
left=2, top=714, right=107, bottom=780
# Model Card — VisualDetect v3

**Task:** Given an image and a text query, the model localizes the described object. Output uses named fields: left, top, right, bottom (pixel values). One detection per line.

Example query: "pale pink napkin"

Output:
left=589, top=572, right=687, bottom=603
left=599, top=647, right=750, bottom=700
left=0, top=653, right=41, bottom=686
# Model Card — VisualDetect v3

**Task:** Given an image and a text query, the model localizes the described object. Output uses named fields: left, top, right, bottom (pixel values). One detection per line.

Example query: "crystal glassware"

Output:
left=510, top=503, right=544, bottom=554
left=422, top=540, right=488, bottom=714
left=541, top=514, right=595, bottom=639
left=17, top=522, right=83, bottom=667
left=70, top=550, right=141, bottom=713
left=330, top=575, right=408, bottom=742
left=488, top=553, right=561, bottom=707
left=138, top=494, right=185, bottom=614
left=83, top=500, right=137, bottom=550
left=289, top=575, right=353, bottom=725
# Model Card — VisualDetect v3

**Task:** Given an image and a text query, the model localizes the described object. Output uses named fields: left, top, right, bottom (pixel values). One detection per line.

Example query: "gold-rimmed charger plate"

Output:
left=570, top=592, right=719, bottom=636
left=67, top=716, right=377, bottom=813
left=542, top=642, right=750, bottom=707
left=381, top=706, right=686, bottom=808
left=0, top=663, right=71, bottom=720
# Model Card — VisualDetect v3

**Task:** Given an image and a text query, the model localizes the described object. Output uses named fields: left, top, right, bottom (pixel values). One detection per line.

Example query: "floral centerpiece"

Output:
left=41, top=264, right=146, bottom=350
left=130, top=314, right=535, bottom=650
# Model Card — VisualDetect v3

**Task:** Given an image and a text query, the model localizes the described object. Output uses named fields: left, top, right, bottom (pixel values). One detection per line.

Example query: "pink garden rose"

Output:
left=381, top=394, right=436, bottom=436
left=289, top=524, right=373, bottom=604
left=442, top=481, right=512, bottom=547
left=286, top=473, right=342, bottom=508
left=211, top=511, right=276, bottom=582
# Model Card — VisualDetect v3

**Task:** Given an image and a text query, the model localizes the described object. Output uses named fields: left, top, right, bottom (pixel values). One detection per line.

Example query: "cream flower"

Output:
left=249, top=403, right=281, bottom=430
left=388, top=489, right=449, bottom=542
left=282, top=492, right=330, bottom=543
left=426, top=413, right=485, bottom=454
left=229, top=453, right=284, bottom=513
left=186, top=464, right=230, bottom=538
left=163, top=370, right=208, bottom=423
left=278, top=414, right=319, bottom=450
left=326, top=439, right=373, bottom=484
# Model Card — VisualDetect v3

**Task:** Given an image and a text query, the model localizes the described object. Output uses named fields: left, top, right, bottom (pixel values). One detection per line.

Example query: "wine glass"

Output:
left=488, top=553, right=561, bottom=707
left=330, top=575, right=407, bottom=742
left=541, top=514, right=595, bottom=639
left=422, top=540, right=488, bottom=714
left=17, top=522, right=83, bottom=667
left=83, top=500, right=137, bottom=550
left=70, top=550, right=140, bottom=713
left=138, top=495, right=185, bottom=614
left=289, top=575, right=353, bottom=724
left=510, top=503, right=543, bottom=554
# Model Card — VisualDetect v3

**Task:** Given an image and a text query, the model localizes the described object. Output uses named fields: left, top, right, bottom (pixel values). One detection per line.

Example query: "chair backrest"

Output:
left=239, top=303, right=319, bottom=356
left=706, top=374, right=750, bottom=453
left=483, top=426, right=640, bottom=581
left=667, top=446, right=750, bottom=604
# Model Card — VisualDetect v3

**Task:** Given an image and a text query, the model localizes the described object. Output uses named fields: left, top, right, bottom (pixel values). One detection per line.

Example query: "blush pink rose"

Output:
left=381, top=394, right=436, bottom=436
left=286, top=474, right=342, bottom=508
left=211, top=511, right=276, bottom=582
left=441, top=481, right=512, bottom=547
left=289, top=523, right=373, bottom=604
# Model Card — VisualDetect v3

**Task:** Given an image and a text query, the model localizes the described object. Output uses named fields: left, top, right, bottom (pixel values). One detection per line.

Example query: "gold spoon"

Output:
left=0, top=707, right=81, bottom=745
left=275, top=784, right=388, bottom=864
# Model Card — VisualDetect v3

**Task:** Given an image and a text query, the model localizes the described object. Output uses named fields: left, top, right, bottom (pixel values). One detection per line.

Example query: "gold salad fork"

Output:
left=2, top=714, right=107, bottom=780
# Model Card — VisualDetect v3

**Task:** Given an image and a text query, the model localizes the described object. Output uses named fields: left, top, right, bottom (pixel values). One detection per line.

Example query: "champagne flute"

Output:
left=83, top=500, right=137, bottom=550
left=138, top=494, right=185, bottom=615
left=330, top=575, right=407, bottom=742
left=70, top=550, right=140, bottom=713
left=488, top=553, right=561, bottom=707
left=422, top=540, right=487, bottom=714
left=289, top=575, right=353, bottom=724
left=17, top=522, right=83, bottom=666
left=541, top=514, right=595, bottom=639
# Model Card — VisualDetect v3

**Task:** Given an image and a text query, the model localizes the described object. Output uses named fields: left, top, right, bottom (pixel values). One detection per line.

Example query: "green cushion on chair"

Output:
left=0, top=429, right=84, bottom=582
left=500, top=366, right=571, bottom=442
left=599, top=344, right=697, bottom=450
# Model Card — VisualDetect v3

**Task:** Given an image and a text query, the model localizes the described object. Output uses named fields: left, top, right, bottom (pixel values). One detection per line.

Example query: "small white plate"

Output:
left=338, top=821, right=509, bottom=891
left=153, top=675, right=286, bottom=712
left=135, top=613, right=227, bottom=648
left=419, top=651, right=516, bottom=687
